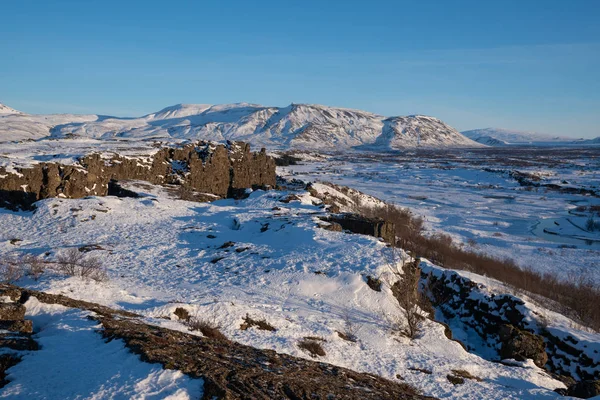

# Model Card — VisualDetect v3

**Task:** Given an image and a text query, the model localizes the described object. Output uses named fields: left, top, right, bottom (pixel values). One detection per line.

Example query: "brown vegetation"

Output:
left=353, top=200, right=600, bottom=331
left=240, top=314, right=277, bottom=332
left=297, top=338, right=326, bottom=357
left=185, top=313, right=228, bottom=341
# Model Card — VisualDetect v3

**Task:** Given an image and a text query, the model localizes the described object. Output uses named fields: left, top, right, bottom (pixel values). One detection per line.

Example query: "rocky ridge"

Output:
left=0, top=141, right=276, bottom=210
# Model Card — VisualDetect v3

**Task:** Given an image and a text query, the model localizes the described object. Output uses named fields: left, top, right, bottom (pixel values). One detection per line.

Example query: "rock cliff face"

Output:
left=0, top=141, right=276, bottom=210
left=425, top=268, right=599, bottom=381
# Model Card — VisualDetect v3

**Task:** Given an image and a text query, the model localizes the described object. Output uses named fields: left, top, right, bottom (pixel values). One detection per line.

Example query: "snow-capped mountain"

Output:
left=570, top=136, right=600, bottom=145
left=462, top=128, right=575, bottom=146
left=0, top=103, right=23, bottom=115
left=0, top=103, right=98, bottom=142
left=0, top=102, right=481, bottom=149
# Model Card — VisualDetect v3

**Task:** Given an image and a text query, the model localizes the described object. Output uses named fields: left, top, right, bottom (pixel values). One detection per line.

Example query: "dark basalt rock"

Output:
left=0, top=303, right=26, bottom=321
left=424, top=270, right=599, bottom=381
left=567, top=380, right=600, bottom=399
left=0, top=354, right=21, bottom=388
left=0, top=141, right=276, bottom=210
left=498, top=324, right=548, bottom=368
left=0, top=320, right=33, bottom=334
left=97, top=315, right=428, bottom=400
left=320, top=213, right=396, bottom=243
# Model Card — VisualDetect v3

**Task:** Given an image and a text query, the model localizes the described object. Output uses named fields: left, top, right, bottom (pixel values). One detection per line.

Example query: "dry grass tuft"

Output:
left=240, top=314, right=277, bottom=332
left=298, top=338, right=326, bottom=357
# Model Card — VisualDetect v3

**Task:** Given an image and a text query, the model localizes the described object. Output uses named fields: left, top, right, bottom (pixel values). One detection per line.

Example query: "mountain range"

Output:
left=0, top=102, right=480, bottom=149
left=461, top=128, right=598, bottom=146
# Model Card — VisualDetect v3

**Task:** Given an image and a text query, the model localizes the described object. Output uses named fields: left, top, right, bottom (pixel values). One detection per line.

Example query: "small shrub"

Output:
left=0, top=253, right=46, bottom=283
left=0, top=257, right=24, bottom=283
left=55, top=248, right=108, bottom=282
left=586, top=216, right=600, bottom=232
left=22, top=254, right=45, bottom=280
left=240, top=314, right=276, bottom=332
left=337, top=309, right=362, bottom=342
left=384, top=248, right=428, bottom=339
left=186, top=312, right=228, bottom=341
left=298, top=338, right=326, bottom=357
left=450, top=369, right=481, bottom=382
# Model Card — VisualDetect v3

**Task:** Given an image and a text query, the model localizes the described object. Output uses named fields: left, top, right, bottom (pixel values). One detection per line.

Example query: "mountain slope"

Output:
left=0, top=103, right=23, bottom=115
left=372, top=115, right=476, bottom=149
left=0, top=102, right=481, bottom=149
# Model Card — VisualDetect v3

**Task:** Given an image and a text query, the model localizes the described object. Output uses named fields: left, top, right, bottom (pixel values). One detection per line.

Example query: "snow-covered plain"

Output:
left=0, top=182, right=588, bottom=399
left=280, top=148, right=600, bottom=283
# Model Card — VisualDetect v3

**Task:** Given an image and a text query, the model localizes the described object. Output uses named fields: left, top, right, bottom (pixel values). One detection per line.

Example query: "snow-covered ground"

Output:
left=1, top=183, right=590, bottom=399
left=1, top=298, right=203, bottom=399
left=280, top=149, right=600, bottom=283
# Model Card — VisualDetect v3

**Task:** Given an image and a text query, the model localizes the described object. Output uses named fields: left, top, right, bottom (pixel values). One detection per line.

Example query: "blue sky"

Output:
left=1, top=0, right=599, bottom=137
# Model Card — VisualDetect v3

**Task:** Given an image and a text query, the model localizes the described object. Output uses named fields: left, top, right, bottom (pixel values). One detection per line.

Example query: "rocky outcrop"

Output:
left=319, top=214, right=395, bottom=243
left=567, top=380, right=600, bottom=399
left=0, top=286, right=37, bottom=390
left=0, top=141, right=276, bottom=210
left=423, top=268, right=599, bottom=381
left=499, top=324, right=548, bottom=368
left=98, top=315, right=428, bottom=400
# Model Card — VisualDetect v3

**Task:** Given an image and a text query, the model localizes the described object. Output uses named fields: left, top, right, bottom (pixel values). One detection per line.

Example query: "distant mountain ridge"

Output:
left=461, top=128, right=582, bottom=146
left=0, top=102, right=480, bottom=149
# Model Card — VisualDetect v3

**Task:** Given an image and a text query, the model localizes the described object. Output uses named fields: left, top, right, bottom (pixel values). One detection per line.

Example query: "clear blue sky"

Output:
left=1, top=0, right=599, bottom=137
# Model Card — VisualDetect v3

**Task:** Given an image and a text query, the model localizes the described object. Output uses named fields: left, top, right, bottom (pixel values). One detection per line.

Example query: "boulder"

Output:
left=499, top=324, right=548, bottom=368
left=0, top=303, right=26, bottom=321
left=0, top=320, right=33, bottom=334
left=320, top=213, right=396, bottom=243
left=568, top=380, right=600, bottom=399
left=0, top=286, right=22, bottom=302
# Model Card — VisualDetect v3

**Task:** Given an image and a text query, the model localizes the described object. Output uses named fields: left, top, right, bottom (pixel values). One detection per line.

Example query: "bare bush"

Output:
left=586, top=216, right=600, bottom=232
left=0, top=253, right=47, bottom=283
left=0, top=256, right=24, bottom=283
left=55, top=248, right=108, bottom=282
left=21, top=254, right=45, bottom=280
left=337, top=308, right=362, bottom=342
